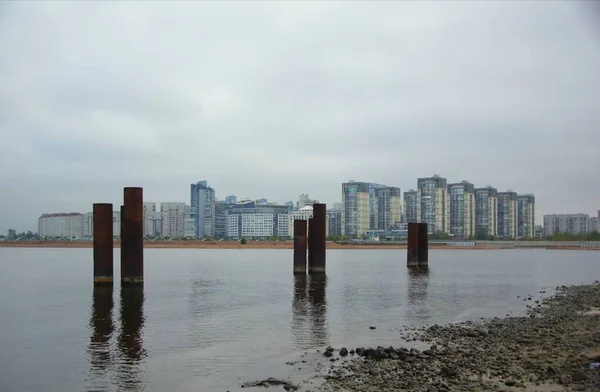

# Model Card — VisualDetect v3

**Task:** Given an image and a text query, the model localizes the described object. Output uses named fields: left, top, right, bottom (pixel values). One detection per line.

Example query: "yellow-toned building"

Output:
left=341, top=181, right=371, bottom=237
left=448, top=181, right=475, bottom=238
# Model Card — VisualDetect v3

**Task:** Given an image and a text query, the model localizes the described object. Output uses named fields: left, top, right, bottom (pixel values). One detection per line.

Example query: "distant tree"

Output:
left=430, top=231, right=451, bottom=240
left=240, top=238, right=247, bottom=244
left=474, top=228, right=488, bottom=241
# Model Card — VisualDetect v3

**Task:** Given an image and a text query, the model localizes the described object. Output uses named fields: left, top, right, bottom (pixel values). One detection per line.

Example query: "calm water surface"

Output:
left=0, top=248, right=598, bottom=392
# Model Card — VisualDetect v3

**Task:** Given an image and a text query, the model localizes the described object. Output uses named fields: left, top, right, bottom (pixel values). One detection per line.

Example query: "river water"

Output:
left=0, top=248, right=598, bottom=392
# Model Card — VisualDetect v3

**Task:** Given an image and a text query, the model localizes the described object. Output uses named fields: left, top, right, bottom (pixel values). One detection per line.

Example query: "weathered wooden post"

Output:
left=122, top=188, right=143, bottom=286
left=309, top=203, right=326, bottom=274
left=293, top=219, right=308, bottom=274
left=93, top=203, right=113, bottom=285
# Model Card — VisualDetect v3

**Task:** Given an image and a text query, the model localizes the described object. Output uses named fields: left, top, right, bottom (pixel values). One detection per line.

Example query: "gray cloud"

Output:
left=0, top=1, right=599, bottom=231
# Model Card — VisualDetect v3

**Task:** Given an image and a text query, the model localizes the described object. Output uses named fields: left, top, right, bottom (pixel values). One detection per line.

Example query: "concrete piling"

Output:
left=293, top=219, right=308, bottom=274
left=308, top=203, right=326, bottom=274
left=407, top=222, right=429, bottom=267
left=93, top=203, right=114, bottom=285
left=122, top=187, right=144, bottom=286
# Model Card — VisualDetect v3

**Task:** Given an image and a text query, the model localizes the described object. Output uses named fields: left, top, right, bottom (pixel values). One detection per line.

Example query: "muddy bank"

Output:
left=317, top=282, right=600, bottom=391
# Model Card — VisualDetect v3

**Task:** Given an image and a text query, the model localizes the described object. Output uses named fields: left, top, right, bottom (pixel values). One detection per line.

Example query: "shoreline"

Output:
left=0, top=241, right=597, bottom=251
left=313, top=282, right=600, bottom=391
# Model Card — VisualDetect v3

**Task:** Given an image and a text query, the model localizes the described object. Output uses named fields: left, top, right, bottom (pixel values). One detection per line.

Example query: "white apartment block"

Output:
left=474, top=187, right=498, bottom=237
left=497, top=191, right=518, bottom=239
left=160, top=202, right=186, bottom=238
left=277, top=214, right=291, bottom=238
left=298, top=194, right=319, bottom=209
left=543, top=214, right=590, bottom=237
left=517, top=194, right=536, bottom=238
left=241, top=213, right=274, bottom=238
left=288, top=205, right=330, bottom=237
left=143, top=202, right=157, bottom=236
left=590, top=217, right=599, bottom=233
left=38, top=213, right=85, bottom=239
left=289, top=206, right=313, bottom=235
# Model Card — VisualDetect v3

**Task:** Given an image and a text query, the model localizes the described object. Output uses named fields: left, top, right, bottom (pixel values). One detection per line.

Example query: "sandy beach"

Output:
left=0, top=240, right=597, bottom=251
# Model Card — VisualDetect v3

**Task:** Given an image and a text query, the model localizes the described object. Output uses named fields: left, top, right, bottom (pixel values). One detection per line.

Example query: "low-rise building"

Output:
left=543, top=214, right=590, bottom=237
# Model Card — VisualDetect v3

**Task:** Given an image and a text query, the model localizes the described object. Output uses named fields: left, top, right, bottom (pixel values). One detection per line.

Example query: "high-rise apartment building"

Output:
left=589, top=217, right=598, bottom=233
left=497, top=191, right=518, bottom=239
left=403, top=189, right=420, bottom=223
left=448, top=181, right=475, bottom=238
left=543, top=214, right=590, bottom=237
left=376, top=187, right=402, bottom=230
left=517, top=194, right=536, bottom=238
left=474, top=186, right=498, bottom=238
left=417, top=175, right=449, bottom=234
left=160, top=202, right=186, bottom=238
left=327, top=208, right=342, bottom=237
left=367, top=183, right=382, bottom=229
left=341, top=181, right=370, bottom=237
left=190, top=180, right=215, bottom=238
left=225, top=195, right=237, bottom=204
left=298, top=194, right=319, bottom=209
left=184, top=205, right=196, bottom=238
left=143, top=202, right=157, bottom=236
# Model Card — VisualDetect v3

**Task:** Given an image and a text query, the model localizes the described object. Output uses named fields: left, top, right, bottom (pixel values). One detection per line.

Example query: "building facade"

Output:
left=474, top=186, right=498, bottom=238
left=543, top=214, right=590, bottom=237
left=327, top=208, right=342, bottom=237
left=298, top=194, right=319, bottom=209
left=190, top=180, right=216, bottom=238
left=403, top=189, right=420, bottom=223
left=160, top=202, right=186, bottom=238
left=143, top=202, right=157, bottom=236
left=417, top=175, right=449, bottom=234
left=517, top=194, right=535, bottom=239
left=376, top=187, right=402, bottom=230
left=38, top=213, right=84, bottom=239
left=225, top=201, right=291, bottom=239
left=497, top=191, right=518, bottom=239
left=341, top=181, right=370, bottom=237
left=448, top=181, right=475, bottom=238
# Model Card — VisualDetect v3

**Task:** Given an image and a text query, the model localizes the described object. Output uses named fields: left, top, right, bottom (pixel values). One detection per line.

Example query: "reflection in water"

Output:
left=291, top=274, right=329, bottom=349
left=291, top=275, right=309, bottom=348
left=87, top=286, right=114, bottom=391
left=308, top=274, right=329, bottom=347
left=407, top=267, right=430, bottom=323
left=116, top=286, right=147, bottom=391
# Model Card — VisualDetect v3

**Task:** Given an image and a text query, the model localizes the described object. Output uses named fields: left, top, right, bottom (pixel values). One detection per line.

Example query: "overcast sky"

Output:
left=1, top=1, right=599, bottom=232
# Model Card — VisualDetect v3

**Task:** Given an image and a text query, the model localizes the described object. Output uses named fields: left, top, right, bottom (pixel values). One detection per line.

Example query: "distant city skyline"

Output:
left=1, top=2, right=599, bottom=233
left=6, top=174, right=600, bottom=234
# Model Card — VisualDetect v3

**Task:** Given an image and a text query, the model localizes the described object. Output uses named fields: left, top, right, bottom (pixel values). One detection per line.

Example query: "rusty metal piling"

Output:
left=121, top=187, right=144, bottom=286
left=293, top=219, right=308, bottom=274
left=309, top=203, right=326, bottom=274
left=93, top=203, right=114, bottom=285
left=307, top=218, right=314, bottom=269
left=407, top=222, right=428, bottom=267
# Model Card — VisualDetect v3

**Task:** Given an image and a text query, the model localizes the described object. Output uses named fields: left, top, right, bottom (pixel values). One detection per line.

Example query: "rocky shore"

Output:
left=318, top=282, right=600, bottom=392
